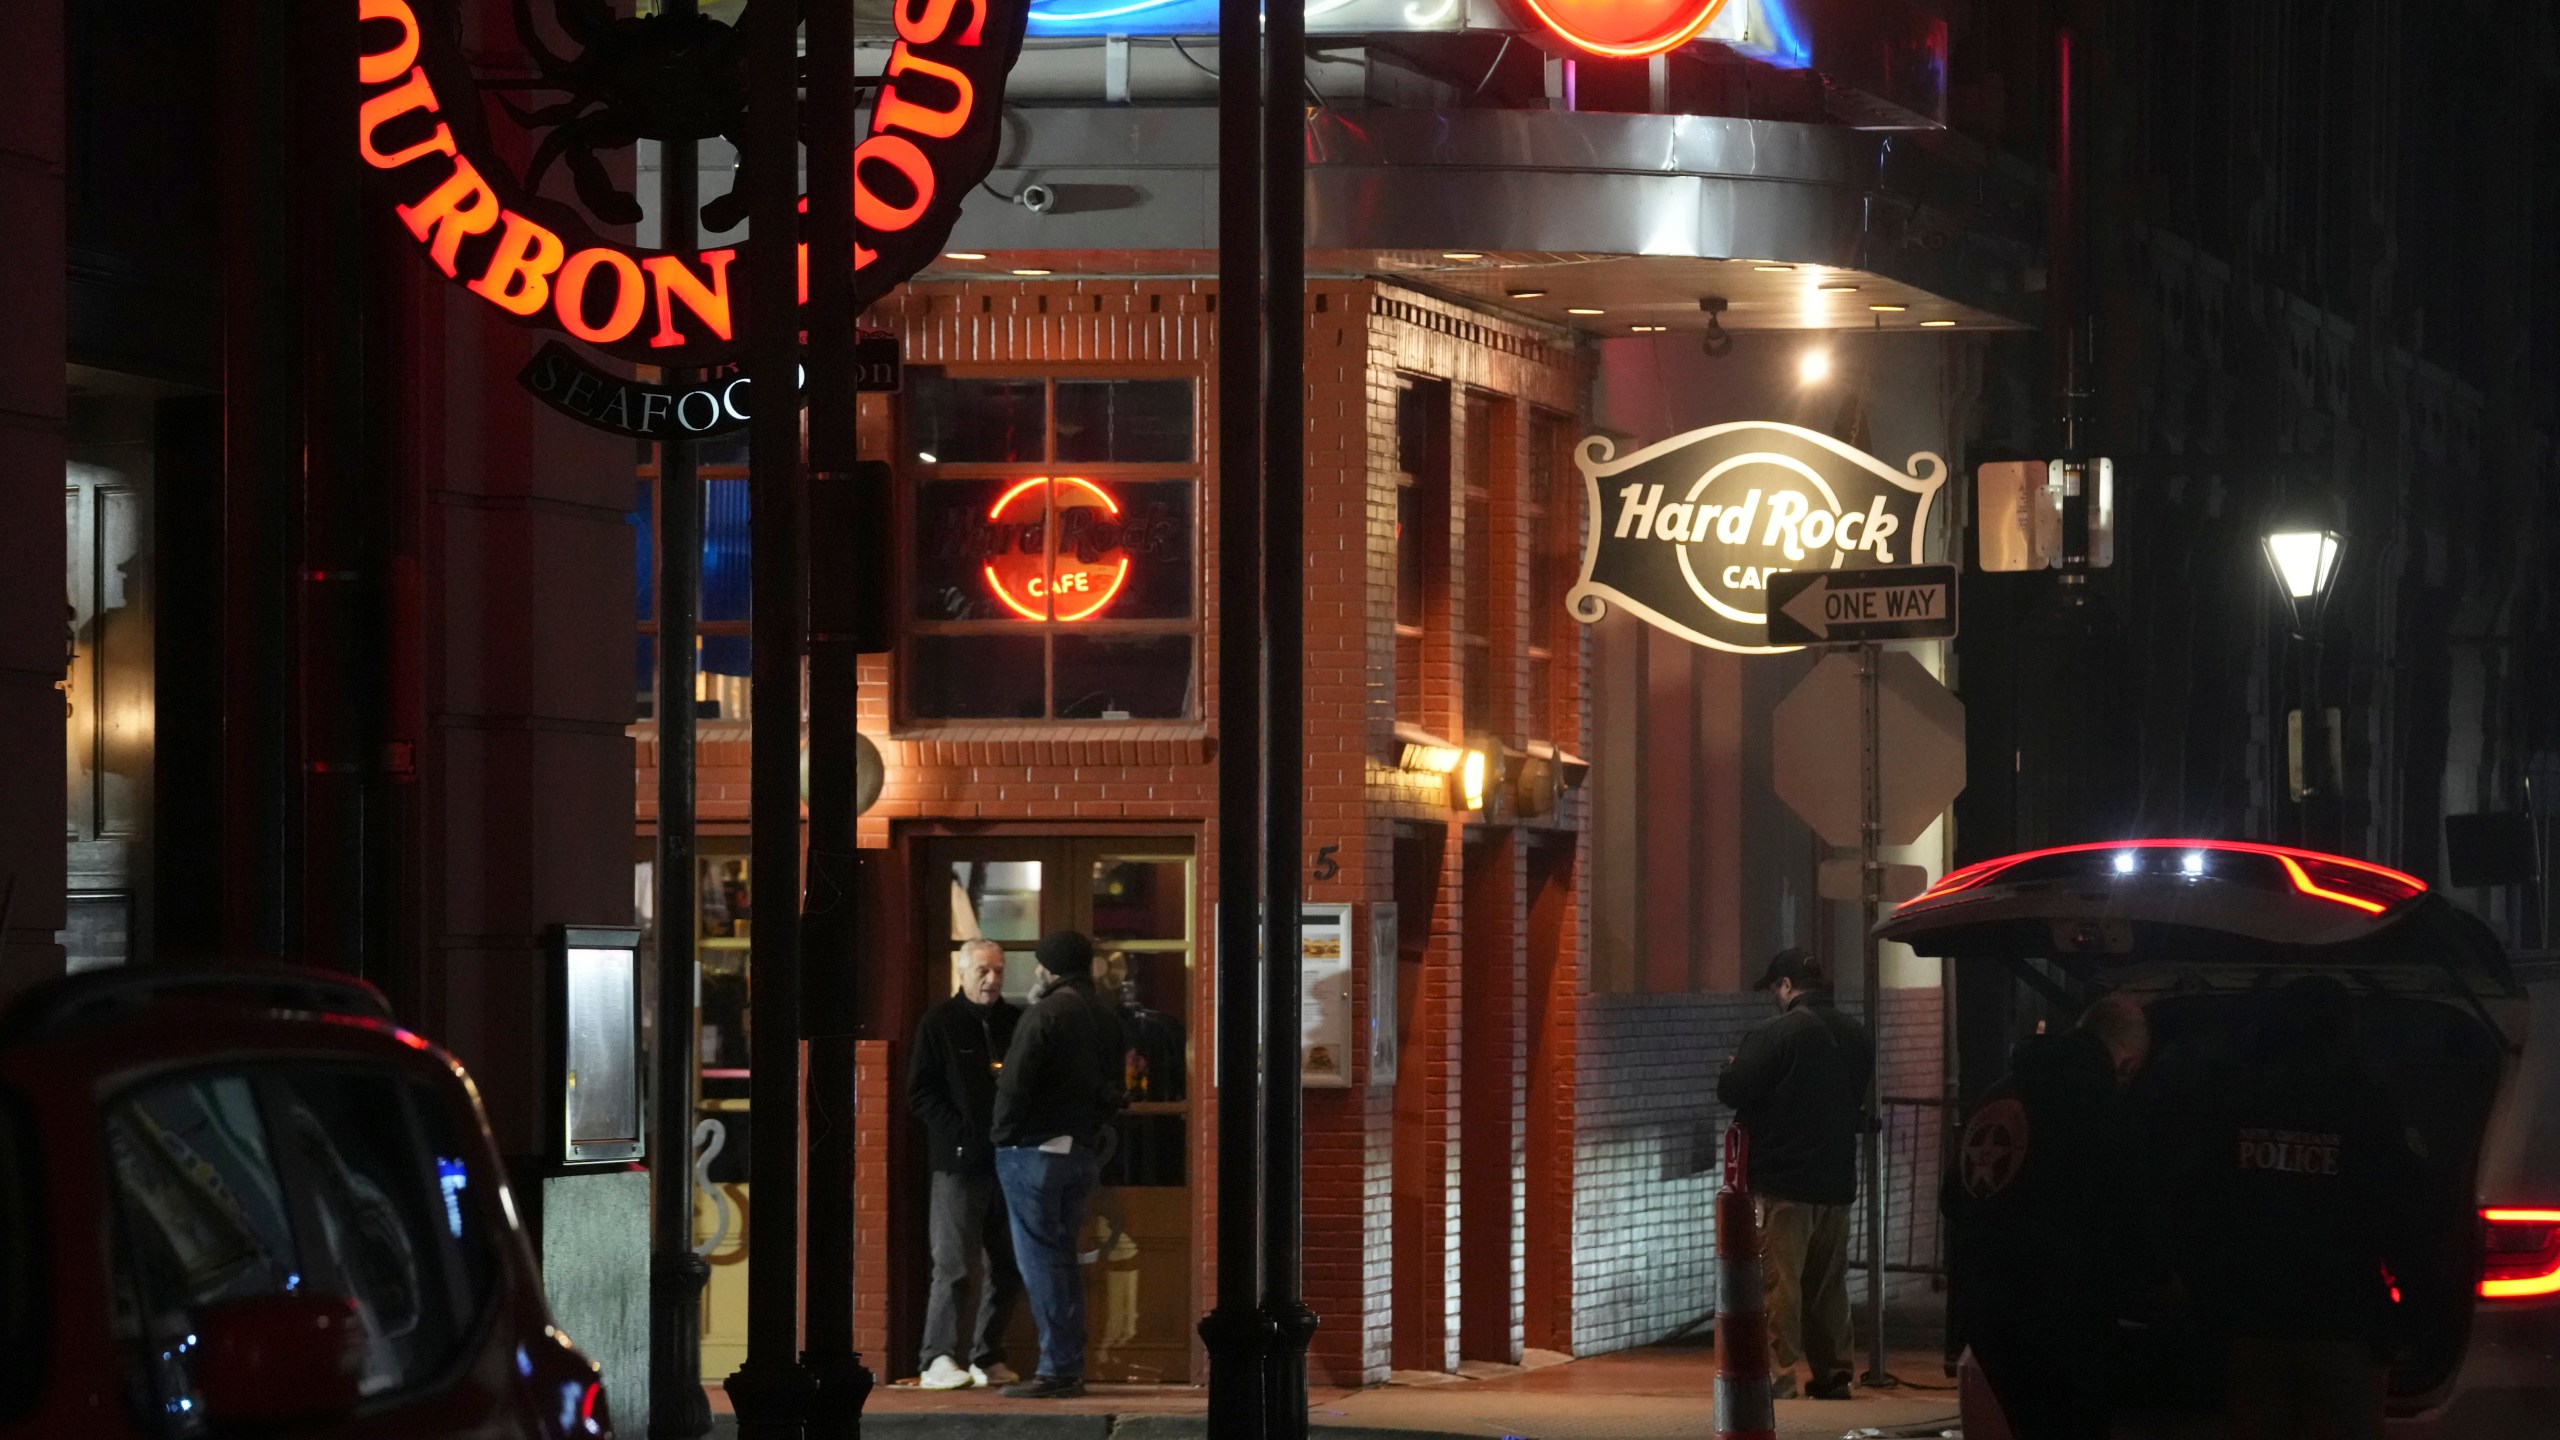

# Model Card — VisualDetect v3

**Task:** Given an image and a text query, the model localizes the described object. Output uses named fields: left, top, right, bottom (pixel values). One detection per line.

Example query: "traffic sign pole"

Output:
left=1857, top=642, right=1888, bottom=1390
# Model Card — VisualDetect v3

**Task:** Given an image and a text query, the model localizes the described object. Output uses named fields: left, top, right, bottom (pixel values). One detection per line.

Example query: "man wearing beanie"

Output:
left=990, top=928, right=1127, bottom=1398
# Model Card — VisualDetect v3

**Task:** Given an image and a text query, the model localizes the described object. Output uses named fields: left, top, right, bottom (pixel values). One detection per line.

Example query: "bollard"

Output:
left=1714, top=1124, right=1777, bottom=1440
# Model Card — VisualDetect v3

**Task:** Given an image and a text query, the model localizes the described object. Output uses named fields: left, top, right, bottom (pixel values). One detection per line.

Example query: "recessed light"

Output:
left=1868, top=303, right=1908, bottom=313
left=1818, top=282, right=1860, bottom=292
left=1506, top=288, right=1549, bottom=299
left=1629, top=325, right=1667, bottom=333
left=1921, top=318, right=1957, bottom=328
left=1013, top=267, right=1053, bottom=276
left=1442, top=251, right=1485, bottom=261
left=917, top=451, right=940, bottom=463
left=1754, top=263, right=1796, bottom=272
left=1798, top=348, right=1832, bottom=384
left=945, top=251, right=988, bottom=261
left=1566, top=307, right=1605, bottom=316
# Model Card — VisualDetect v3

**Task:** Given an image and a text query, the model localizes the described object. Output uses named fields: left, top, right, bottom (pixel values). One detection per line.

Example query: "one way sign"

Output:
left=1765, top=565, right=1959, bottom=646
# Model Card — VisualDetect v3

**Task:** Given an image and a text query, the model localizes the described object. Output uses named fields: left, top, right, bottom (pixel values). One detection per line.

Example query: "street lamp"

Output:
left=2261, top=527, right=2345, bottom=635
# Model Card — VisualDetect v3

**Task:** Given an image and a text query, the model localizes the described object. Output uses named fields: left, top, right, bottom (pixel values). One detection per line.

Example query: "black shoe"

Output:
left=999, top=1374, right=1086, bottom=1400
left=1807, top=1376, right=1854, bottom=1400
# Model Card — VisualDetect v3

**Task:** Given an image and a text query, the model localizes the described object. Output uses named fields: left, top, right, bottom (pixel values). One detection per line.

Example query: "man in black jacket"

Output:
left=905, top=939, right=1023, bottom=1390
left=991, top=929, right=1127, bottom=1399
left=1943, top=994, right=2155, bottom=1440
left=1717, top=949, right=1875, bottom=1400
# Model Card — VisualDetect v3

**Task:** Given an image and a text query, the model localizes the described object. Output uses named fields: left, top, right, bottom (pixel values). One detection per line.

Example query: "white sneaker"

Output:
left=974, top=1361, right=1018, bottom=1387
left=920, top=1356, right=973, bottom=1391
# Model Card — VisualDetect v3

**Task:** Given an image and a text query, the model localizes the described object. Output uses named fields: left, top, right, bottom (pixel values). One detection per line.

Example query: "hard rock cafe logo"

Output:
left=357, top=0, right=1030, bottom=368
left=936, top=477, right=1178, bottom=622
left=1566, top=421, right=1947, bottom=654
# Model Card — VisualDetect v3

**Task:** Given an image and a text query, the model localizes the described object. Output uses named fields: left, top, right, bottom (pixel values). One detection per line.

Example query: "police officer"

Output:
left=1943, top=994, right=2157, bottom=1440
left=1717, top=949, right=1874, bottom=1401
left=2203, top=976, right=2422, bottom=1440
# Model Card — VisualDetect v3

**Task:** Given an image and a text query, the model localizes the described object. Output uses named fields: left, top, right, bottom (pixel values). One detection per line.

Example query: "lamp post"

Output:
left=2262, top=526, right=2346, bottom=844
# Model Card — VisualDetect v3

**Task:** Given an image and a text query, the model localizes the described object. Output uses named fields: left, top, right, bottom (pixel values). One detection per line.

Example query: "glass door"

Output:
left=929, top=836, right=1195, bottom=1383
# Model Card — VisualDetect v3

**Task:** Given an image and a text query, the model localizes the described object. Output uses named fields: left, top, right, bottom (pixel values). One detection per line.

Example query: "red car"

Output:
left=0, top=966, right=613, bottom=1439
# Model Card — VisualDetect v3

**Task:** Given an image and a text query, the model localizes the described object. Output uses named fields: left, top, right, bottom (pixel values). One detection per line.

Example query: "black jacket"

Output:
left=1715, top=991, right=1874, bottom=1205
left=991, top=974, right=1126, bottom=1150
left=906, top=994, right=1021, bottom=1174
left=1942, top=1030, right=2157, bottom=1341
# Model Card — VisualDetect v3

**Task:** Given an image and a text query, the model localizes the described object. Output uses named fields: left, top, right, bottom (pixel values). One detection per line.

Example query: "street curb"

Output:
left=716, top=1415, right=1488, bottom=1440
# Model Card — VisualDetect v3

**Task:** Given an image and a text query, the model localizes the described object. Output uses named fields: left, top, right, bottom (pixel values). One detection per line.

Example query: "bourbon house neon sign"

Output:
left=357, top=0, right=1030, bottom=367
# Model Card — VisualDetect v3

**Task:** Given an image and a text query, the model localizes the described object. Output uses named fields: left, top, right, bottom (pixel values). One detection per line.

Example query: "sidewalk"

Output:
left=707, top=1339, right=1964, bottom=1440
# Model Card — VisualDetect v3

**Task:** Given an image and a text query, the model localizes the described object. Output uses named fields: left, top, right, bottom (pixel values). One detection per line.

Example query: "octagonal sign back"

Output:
left=1772, top=650, right=1967, bottom=849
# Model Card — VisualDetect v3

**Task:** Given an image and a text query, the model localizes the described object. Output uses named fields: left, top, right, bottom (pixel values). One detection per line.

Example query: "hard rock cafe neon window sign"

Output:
left=357, top=0, right=1031, bottom=367
left=980, top=478, right=1134, bottom=622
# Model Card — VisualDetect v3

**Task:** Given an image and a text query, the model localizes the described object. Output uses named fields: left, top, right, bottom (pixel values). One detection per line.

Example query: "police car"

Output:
left=1881, top=839, right=2558, bottom=1437
left=0, top=965, right=614, bottom=1439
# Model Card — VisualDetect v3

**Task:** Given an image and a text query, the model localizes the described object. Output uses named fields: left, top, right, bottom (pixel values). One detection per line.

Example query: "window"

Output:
left=1525, top=408, right=1577, bottom=744
left=1394, top=380, right=1451, bottom=731
left=632, top=441, right=755, bottom=722
left=105, top=1068, right=500, bottom=1427
left=1459, top=392, right=1506, bottom=737
left=903, top=373, right=1198, bottom=721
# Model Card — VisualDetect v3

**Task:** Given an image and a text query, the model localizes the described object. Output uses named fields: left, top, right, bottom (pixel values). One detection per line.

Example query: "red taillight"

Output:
left=2479, top=1209, right=2560, bottom=1299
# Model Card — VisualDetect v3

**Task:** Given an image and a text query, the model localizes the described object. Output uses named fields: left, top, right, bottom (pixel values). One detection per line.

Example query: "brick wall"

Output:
left=1569, top=985, right=1945, bottom=1355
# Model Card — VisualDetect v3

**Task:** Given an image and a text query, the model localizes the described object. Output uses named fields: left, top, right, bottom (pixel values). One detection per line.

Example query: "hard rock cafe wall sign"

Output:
left=1567, top=421, right=1948, bottom=655
left=357, top=0, right=1030, bottom=368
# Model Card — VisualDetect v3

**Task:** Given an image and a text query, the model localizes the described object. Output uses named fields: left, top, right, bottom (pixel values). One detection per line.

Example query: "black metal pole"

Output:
left=649, top=0, right=713, bottom=1426
left=801, top=1, right=872, bottom=1435
left=725, top=0, right=815, bottom=1434
left=1258, top=1, right=1316, bottom=1433
left=1199, top=0, right=1268, bottom=1422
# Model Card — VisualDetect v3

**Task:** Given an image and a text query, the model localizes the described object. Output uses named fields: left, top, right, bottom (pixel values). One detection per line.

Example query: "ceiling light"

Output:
left=1567, top=307, right=1605, bottom=316
left=1921, top=319, right=1957, bottom=328
left=1506, top=288, right=1549, bottom=299
left=1013, top=267, right=1053, bottom=276
left=1442, top=251, right=1485, bottom=261
left=917, top=451, right=940, bottom=464
left=1818, top=282, right=1860, bottom=292
left=1868, top=303, right=1907, bottom=313
left=945, top=251, right=988, bottom=261
left=1630, top=325, right=1667, bottom=333
left=1753, top=263, right=1796, bottom=272
left=1797, top=348, right=1831, bottom=384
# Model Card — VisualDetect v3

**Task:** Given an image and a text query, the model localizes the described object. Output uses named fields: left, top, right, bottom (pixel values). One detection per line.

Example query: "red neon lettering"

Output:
left=358, top=68, right=455, bottom=170
left=397, top=156, right=504, bottom=278
left=642, top=250, right=737, bottom=349
left=556, top=248, right=648, bottom=344
left=854, top=135, right=937, bottom=232
left=1516, top=0, right=1727, bottom=58
left=358, top=0, right=421, bottom=85
left=896, top=0, right=987, bottom=46
left=875, top=47, right=976, bottom=140
left=468, top=211, right=568, bottom=317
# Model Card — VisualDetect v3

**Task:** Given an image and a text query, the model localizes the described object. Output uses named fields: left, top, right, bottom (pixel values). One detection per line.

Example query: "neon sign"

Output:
left=981, top=478, right=1134, bottom=622
left=357, top=0, right=1030, bottom=367
left=1518, top=0, right=1731, bottom=56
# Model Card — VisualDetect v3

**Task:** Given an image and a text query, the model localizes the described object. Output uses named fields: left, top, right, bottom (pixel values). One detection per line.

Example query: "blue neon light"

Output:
left=1026, top=0, right=1218, bottom=35
left=1752, top=0, right=1812, bottom=68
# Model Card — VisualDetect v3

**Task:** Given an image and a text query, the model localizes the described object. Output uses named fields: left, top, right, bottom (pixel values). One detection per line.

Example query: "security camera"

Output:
left=1018, top=183, right=1056, bottom=215
left=1698, top=296, right=1734, bottom=358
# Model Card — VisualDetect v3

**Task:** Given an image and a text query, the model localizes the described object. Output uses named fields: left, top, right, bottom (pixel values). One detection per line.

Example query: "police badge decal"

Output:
left=1565, top=422, right=1949, bottom=654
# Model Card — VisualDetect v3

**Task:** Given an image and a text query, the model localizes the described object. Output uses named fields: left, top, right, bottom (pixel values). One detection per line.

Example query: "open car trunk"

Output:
left=2127, top=989, right=2506, bottom=1410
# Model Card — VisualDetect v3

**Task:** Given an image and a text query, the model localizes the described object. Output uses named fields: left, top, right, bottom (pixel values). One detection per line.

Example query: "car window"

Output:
left=0, top=1090, right=40, bottom=1421
left=105, top=1066, right=500, bottom=1431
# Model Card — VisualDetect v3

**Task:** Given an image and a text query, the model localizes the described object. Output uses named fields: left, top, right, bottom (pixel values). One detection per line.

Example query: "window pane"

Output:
left=1464, top=493, right=1491, bottom=640
left=1055, top=379, right=1194, bottom=463
left=910, top=634, right=1046, bottom=718
left=633, top=480, right=653, bottom=623
left=703, top=479, right=752, bottom=623
left=907, top=373, right=1046, bottom=464
left=635, top=635, right=655, bottom=721
left=917, top=478, right=1048, bottom=622
left=1081, top=479, right=1193, bottom=621
left=1395, top=485, right=1424, bottom=628
left=1529, top=655, right=1553, bottom=741
left=1091, top=858, right=1188, bottom=942
left=1054, top=634, right=1192, bottom=719
left=696, top=432, right=751, bottom=468
left=1462, top=646, right=1490, bottom=736
left=955, top=860, right=1044, bottom=942
left=1395, top=632, right=1422, bottom=727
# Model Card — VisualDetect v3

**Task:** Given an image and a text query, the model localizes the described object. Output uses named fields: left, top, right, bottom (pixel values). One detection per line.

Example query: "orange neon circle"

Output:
left=1513, top=0, right=1729, bottom=58
left=982, top=477, right=1132, bottom=622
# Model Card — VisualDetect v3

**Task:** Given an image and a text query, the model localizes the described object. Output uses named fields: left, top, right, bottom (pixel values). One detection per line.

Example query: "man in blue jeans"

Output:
left=991, top=929, right=1127, bottom=1399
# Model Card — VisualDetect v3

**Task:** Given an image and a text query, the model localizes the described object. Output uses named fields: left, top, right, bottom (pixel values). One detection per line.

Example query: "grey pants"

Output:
left=920, top=1169, right=1022, bottom=1371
